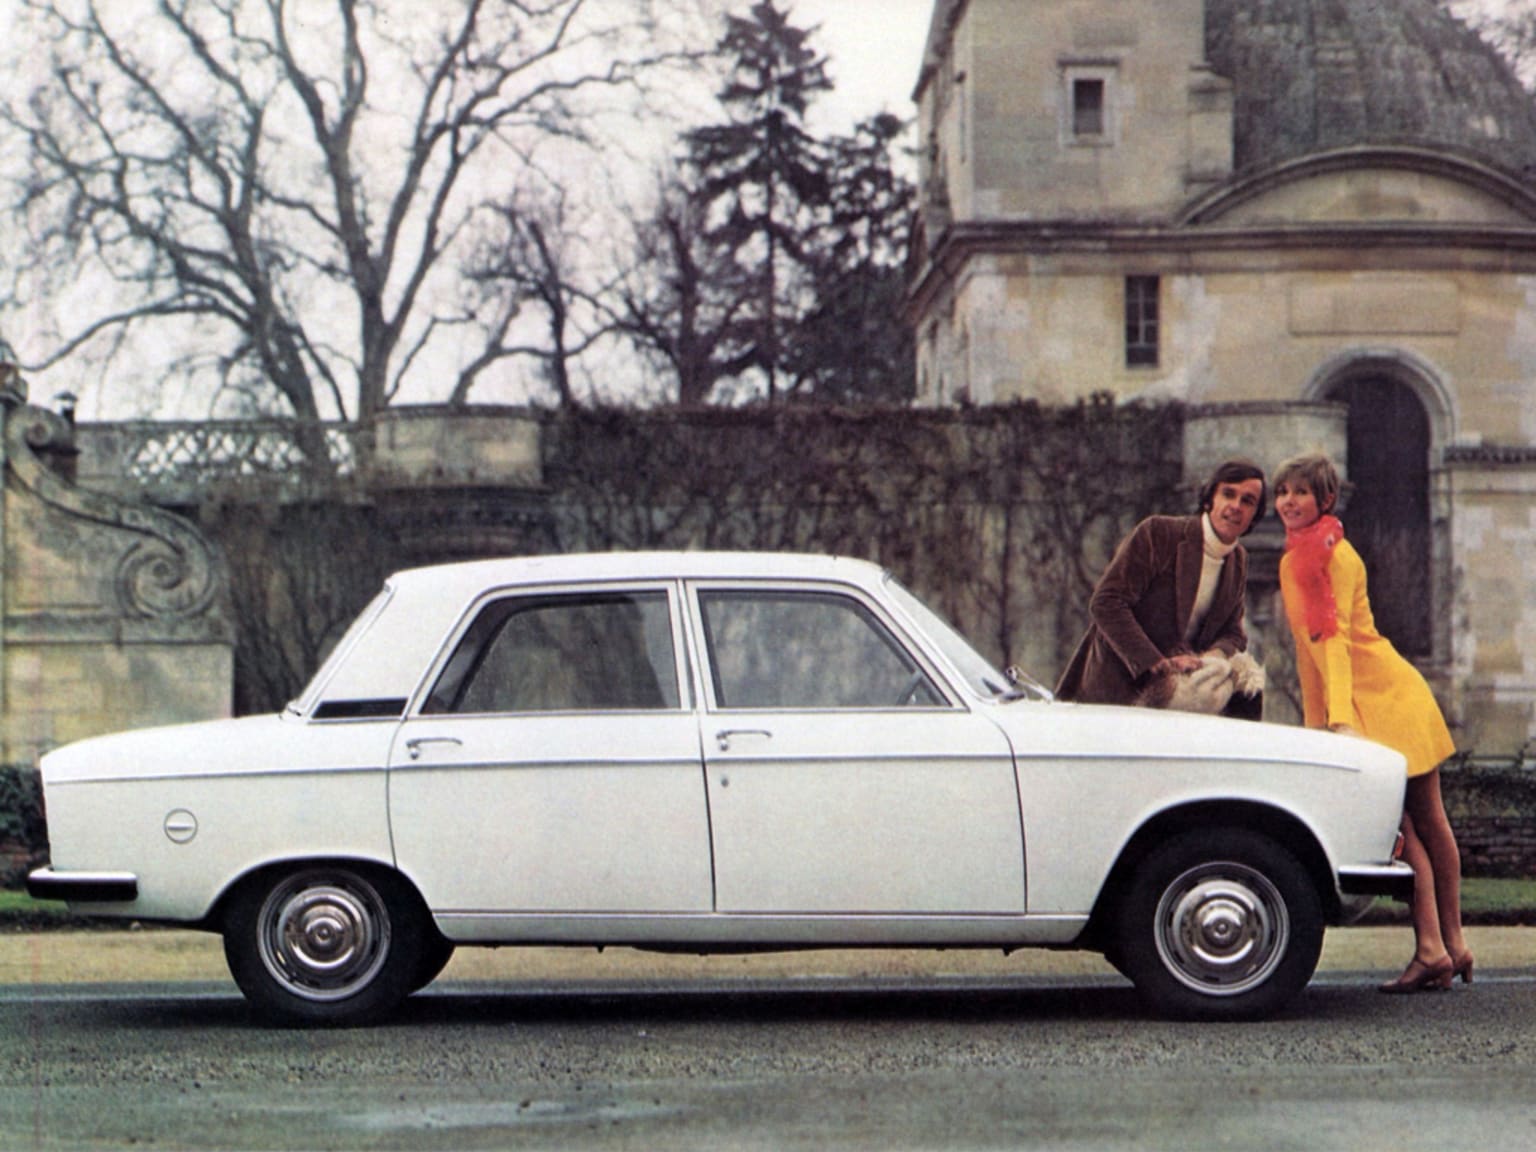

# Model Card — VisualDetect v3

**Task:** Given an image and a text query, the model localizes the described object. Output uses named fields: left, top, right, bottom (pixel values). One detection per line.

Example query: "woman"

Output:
left=1055, top=457, right=1266, bottom=717
left=1274, top=454, right=1470, bottom=993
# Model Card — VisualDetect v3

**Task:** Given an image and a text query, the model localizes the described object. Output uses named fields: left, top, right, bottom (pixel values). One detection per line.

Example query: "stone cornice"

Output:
left=1178, top=145, right=1536, bottom=226
left=907, top=144, right=1536, bottom=319
left=1444, top=443, right=1536, bottom=468
left=906, top=215, right=1536, bottom=319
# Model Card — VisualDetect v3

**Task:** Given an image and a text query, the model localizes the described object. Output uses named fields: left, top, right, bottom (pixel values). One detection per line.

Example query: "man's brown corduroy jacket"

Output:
left=1054, top=514, right=1251, bottom=710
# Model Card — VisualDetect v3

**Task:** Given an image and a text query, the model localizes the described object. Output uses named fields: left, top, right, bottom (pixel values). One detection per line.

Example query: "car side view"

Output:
left=28, top=552, right=1412, bottom=1025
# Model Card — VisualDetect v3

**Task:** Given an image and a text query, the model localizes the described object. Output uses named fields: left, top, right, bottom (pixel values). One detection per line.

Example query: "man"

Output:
left=1054, top=458, right=1267, bottom=717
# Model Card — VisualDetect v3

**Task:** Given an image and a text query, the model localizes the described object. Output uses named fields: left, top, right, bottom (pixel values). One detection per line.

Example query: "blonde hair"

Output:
left=1273, top=453, right=1340, bottom=515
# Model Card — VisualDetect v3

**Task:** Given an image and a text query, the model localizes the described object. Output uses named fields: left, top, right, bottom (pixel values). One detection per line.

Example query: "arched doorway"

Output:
left=1321, top=375, right=1432, bottom=657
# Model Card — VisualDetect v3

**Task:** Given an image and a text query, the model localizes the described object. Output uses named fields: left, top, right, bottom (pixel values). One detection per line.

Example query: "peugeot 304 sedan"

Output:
left=29, top=551, right=1411, bottom=1025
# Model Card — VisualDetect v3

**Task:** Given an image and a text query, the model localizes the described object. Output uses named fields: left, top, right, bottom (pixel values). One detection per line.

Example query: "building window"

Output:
left=1125, top=276, right=1159, bottom=368
left=1073, top=78, right=1105, bottom=137
left=1062, top=63, right=1117, bottom=145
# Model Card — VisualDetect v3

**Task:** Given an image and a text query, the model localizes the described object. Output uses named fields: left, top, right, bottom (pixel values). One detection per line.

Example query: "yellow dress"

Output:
left=1279, top=538, right=1454, bottom=777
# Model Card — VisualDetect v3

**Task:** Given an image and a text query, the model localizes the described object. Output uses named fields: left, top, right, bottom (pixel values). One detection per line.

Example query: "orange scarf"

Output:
left=1285, top=514, right=1344, bottom=641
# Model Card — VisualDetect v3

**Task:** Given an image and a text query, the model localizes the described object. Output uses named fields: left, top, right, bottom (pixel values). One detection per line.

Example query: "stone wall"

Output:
left=1, top=372, right=232, bottom=767
left=1443, top=761, right=1536, bottom=878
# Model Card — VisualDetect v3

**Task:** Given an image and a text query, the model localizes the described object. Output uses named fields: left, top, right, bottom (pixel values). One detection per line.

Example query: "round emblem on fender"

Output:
left=163, top=809, right=198, bottom=845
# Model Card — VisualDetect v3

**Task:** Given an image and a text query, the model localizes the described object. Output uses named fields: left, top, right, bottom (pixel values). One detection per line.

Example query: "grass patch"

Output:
left=0, top=889, right=106, bottom=931
left=1464, top=876, right=1536, bottom=919
left=1357, top=876, right=1536, bottom=926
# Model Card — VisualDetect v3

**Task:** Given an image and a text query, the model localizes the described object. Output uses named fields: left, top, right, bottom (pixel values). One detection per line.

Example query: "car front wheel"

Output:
left=223, top=864, right=426, bottom=1026
left=1115, top=829, right=1323, bottom=1021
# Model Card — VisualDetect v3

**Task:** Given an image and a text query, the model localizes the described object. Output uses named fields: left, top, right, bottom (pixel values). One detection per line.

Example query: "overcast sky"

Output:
left=757, top=0, right=933, bottom=131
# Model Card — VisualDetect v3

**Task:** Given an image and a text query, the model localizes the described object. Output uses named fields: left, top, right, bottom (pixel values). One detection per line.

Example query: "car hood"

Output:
left=994, top=699, right=1408, bottom=775
left=37, top=713, right=391, bottom=785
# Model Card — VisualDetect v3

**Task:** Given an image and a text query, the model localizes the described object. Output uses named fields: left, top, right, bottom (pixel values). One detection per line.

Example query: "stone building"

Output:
left=908, top=0, right=1536, bottom=754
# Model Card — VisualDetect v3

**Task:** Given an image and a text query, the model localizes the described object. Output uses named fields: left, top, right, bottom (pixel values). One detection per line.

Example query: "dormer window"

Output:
left=1062, top=62, right=1118, bottom=146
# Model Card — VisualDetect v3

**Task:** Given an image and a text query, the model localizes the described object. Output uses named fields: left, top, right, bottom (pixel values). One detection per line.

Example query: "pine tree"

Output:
left=683, top=0, right=834, bottom=402
left=791, top=112, right=918, bottom=402
left=621, top=3, right=917, bottom=405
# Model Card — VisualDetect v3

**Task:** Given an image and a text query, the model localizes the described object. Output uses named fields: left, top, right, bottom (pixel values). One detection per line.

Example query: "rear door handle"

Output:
left=715, top=728, right=772, bottom=752
left=405, top=736, right=463, bottom=761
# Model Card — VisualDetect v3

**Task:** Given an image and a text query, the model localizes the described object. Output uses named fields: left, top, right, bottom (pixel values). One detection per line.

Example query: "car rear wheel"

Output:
left=411, top=931, right=456, bottom=993
left=1115, top=829, right=1323, bottom=1021
left=223, top=864, right=426, bottom=1026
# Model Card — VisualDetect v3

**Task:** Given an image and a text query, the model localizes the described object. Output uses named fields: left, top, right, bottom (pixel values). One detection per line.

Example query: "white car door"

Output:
left=691, top=583, right=1025, bottom=915
left=388, top=584, right=713, bottom=917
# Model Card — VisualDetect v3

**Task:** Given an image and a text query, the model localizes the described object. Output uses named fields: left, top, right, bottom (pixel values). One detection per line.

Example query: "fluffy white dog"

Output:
left=1136, top=650, right=1265, bottom=714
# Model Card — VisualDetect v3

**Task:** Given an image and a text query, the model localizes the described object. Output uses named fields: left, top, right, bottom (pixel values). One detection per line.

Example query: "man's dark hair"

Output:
left=1197, top=457, right=1267, bottom=535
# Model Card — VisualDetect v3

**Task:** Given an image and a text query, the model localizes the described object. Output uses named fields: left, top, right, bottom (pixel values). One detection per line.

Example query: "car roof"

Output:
left=297, top=551, right=893, bottom=713
left=386, top=551, right=889, bottom=596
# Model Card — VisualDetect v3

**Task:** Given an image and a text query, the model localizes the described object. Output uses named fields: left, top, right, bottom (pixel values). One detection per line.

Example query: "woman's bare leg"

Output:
left=1398, top=813, right=1448, bottom=962
left=1403, top=769, right=1466, bottom=960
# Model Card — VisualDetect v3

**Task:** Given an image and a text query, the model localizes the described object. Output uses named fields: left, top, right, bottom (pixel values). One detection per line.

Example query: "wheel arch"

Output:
left=204, top=853, right=430, bottom=933
left=1084, top=800, right=1340, bottom=950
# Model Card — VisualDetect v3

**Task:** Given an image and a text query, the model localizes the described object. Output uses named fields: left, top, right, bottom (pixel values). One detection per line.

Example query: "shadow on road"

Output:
left=11, top=971, right=1413, bottom=1033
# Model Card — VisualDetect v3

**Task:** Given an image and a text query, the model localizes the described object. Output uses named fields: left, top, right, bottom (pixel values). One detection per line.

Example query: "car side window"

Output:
left=699, top=590, right=943, bottom=709
left=424, top=592, right=679, bottom=714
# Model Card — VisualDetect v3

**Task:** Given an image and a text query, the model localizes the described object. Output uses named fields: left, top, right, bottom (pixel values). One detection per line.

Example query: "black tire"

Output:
left=410, top=931, right=456, bottom=993
left=1114, top=829, right=1323, bottom=1021
left=223, top=864, right=427, bottom=1027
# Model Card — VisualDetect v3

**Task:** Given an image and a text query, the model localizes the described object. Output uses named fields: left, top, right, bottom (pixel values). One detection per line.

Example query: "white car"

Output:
left=29, top=552, right=1411, bottom=1025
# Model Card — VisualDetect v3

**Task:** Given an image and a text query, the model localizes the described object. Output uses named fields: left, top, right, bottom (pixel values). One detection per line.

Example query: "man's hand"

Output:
left=1151, top=654, right=1204, bottom=677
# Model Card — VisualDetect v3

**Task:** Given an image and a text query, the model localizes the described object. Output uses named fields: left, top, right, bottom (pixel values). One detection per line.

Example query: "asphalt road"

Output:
left=2, top=929, right=1534, bottom=1151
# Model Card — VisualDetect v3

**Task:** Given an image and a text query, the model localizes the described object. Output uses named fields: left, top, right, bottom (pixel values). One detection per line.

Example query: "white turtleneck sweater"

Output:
left=1185, top=513, right=1237, bottom=644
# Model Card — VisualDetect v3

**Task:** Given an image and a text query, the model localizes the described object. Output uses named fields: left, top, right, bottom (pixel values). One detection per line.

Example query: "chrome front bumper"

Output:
left=26, top=868, right=139, bottom=903
left=1337, top=862, right=1414, bottom=902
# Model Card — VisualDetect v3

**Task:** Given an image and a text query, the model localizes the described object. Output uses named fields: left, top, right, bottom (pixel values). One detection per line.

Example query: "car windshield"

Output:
left=882, top=575, right=1049, bottom=701
left=287, top=584, right=395, bottom=716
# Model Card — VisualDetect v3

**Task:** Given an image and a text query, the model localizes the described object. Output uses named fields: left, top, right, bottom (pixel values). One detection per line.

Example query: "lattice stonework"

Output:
left=125, top=423, right=357, bottom=486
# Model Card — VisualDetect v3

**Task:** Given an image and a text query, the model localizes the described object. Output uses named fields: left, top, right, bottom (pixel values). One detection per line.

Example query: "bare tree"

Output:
left=1, top=0, right=705, bottom=426
left=455, top=186, right=626, bottom=408
left=213, top=500, right=393, bottom=714
left=614, top=171, right=757, bottom=405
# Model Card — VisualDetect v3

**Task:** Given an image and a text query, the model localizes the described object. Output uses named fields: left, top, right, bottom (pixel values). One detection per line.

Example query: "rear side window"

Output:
left=424, top=592, right=679, bottom=714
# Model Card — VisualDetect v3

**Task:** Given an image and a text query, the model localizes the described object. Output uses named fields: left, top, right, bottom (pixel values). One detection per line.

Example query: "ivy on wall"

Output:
left=543, top=397, right=1185, bottom=674
left=189, top=399, right=1184, bottom=714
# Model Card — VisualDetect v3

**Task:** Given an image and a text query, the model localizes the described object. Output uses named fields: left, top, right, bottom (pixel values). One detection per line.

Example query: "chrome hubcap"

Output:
left=257, top=873, right=391, bottom=1002
left=1155, top=862, right=1288, bottom=996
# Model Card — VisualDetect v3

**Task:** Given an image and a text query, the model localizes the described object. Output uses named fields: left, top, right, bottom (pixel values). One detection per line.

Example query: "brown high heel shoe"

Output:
left=1449, top=949, right=1475, bottom=986
left=1378, top=955, right=1453, bottom=994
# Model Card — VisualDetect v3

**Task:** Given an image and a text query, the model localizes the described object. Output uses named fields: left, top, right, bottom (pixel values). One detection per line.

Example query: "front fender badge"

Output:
left=164, top=809, right=198, bottom=845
